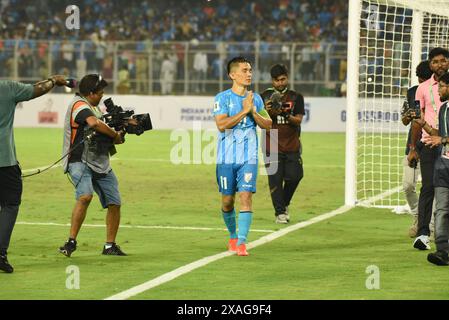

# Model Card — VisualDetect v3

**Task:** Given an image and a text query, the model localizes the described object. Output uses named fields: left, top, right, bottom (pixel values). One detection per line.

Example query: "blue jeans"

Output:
left=68, top=162, right=121, bottom=209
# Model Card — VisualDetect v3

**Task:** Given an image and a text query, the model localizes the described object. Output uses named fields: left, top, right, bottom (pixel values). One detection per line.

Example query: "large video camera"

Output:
left=102, top=98, right=152, bottom=135
left=401, top=99, right=421, bottom=120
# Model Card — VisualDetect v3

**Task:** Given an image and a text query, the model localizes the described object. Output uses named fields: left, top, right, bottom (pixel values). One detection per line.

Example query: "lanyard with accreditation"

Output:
left=430, top=82, right=439, bottom=129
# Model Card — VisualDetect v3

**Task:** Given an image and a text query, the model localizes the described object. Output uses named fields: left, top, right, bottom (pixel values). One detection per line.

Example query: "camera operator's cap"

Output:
left=79, top=74, right=108, bottom=95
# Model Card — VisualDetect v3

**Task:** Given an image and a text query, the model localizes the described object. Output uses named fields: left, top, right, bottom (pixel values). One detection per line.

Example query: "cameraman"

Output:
left=59, top=74, right=127, bottom=257
left=400, top=60, right=432, bottom=237
left=261, top=64, right=305, bottom=224
left=0, top=75, right=68, bottom=273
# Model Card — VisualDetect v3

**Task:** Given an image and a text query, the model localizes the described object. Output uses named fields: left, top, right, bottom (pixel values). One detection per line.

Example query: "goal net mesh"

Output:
left=356, top=0, right=449, bottom=207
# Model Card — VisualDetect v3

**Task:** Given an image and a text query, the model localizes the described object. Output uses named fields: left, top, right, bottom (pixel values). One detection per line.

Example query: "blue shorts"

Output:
left=216, top=163, right=258, bottom=195
left=68, top=162, right=121, bottom=209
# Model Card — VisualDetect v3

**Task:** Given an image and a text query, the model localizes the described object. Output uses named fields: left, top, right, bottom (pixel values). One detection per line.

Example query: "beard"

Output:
left=275, top=86, right=287, bottom=92
left=436, top=68, right=448, bottom=77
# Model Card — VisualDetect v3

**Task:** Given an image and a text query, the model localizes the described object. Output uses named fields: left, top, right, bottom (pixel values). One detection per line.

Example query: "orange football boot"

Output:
left=228, top=238, right=238, bottom=252
left=237, top=244, right=249, bottom=256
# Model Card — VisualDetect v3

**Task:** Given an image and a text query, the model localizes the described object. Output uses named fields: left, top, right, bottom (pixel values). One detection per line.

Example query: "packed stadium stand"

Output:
left=0, top=0, right=348, bottom=96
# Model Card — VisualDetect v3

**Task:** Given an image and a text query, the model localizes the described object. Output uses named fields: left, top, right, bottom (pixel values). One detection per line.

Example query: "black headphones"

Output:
left=91, top=74, right=104, bottom=94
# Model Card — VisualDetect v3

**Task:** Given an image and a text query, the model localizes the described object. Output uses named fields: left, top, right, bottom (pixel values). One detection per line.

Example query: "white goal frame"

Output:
left=346, top=0, right=449, bottom=207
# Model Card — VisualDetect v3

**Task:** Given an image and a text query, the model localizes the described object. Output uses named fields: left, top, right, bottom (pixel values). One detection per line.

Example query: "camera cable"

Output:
left=21, top=132, right=95, bottom=178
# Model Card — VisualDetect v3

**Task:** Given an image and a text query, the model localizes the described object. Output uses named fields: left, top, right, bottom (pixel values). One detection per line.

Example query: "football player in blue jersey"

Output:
left=213, top=57, right=272, bottom=256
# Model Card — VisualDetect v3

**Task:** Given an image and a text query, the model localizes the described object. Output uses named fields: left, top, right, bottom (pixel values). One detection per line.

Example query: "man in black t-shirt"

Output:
left=261, top=64, right=305, bottom=224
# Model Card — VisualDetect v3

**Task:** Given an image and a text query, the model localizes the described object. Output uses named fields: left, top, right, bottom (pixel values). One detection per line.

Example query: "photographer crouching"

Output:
left=59, top=74, right=129, bottom=257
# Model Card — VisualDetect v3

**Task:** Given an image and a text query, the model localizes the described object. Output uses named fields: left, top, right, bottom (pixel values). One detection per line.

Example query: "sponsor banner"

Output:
left=14, top=94, right=407, bottom=133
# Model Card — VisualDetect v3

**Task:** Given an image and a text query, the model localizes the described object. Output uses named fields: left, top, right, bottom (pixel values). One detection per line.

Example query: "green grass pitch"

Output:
left=2, top=128, right=448, bottom=300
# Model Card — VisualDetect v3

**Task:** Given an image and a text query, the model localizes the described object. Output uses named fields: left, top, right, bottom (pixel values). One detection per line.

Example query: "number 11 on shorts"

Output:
left=220, top=176, right=228, bottom=190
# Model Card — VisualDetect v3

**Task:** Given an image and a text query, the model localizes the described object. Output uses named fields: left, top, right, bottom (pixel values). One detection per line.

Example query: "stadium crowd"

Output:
left=0, top=0, right=348, bottom=43
left=0, top=0, right=348, bottom=96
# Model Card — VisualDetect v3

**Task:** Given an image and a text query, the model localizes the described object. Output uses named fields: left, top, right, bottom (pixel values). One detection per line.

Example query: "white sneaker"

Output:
left=275, top=214, right=289, bottom=224
left=392, top=205, right=410, bottom=215
left=285, top=207, right=290, bottom=222
left=413, top=235, right=431, bottom=250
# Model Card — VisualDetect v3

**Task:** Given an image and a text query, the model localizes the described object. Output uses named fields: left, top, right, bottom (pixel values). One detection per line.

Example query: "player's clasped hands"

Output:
left=243, top=90, right=254, bottom=114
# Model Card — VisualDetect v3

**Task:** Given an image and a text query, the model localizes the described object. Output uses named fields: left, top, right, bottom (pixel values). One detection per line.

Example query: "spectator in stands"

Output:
left=160, top=54, right=176, bottom=95
left=18, top=44, right=33, bottom=78
left=61, top=40, right=74, bottom=75
left=136, top=53, right=148, bottom=94
left=117, top=66, right=131, bottom=94
left=192, top=49, right=208, bottom=93
left=0, top=0, right=348, bottom=43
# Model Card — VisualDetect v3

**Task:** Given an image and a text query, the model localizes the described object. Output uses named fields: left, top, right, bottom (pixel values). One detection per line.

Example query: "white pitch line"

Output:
left=115, top=158, right=345, bottom=168
left=357, top=186, right=402, bottom=207
left=22, top=158, right=345, bottom=171
left=15, top=221, right=275, bottom=234
left=104, top=205, right=352, bottom=300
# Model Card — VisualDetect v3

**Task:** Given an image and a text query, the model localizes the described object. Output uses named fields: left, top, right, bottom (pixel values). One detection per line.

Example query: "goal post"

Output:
left=345, top=0, right=362, bottom=207
left=346, top=0, right=449, bottom=208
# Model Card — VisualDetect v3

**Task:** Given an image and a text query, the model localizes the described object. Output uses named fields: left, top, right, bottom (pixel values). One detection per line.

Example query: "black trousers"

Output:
left=265, top=152, right=303, bottom=216
left=0, top=165, right=22, bottom=253
left=417, top=144, right=438, bottom=236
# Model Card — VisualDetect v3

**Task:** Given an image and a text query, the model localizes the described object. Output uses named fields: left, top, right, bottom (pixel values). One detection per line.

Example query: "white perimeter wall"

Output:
left=13, top=94, right=407, bottom=133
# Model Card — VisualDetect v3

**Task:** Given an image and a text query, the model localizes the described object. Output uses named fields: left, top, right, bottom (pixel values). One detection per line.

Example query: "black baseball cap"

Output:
left=79, top=74, right=108, bottom=96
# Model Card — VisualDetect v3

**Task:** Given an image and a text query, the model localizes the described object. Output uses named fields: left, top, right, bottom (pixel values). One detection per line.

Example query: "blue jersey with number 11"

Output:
left=213, top=89, right=265, bottom=165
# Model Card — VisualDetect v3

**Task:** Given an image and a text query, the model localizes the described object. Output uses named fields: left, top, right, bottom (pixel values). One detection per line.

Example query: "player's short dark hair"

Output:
left=429, top=47, right=449, bottom=60
left=270, top=64, right=288, bottom=79
left=439, top=72, right=449, bottom=85
left=79, top=74, right=108, bottom=96
left=416, top=60, right=432, bottom=80
left=227, top=56, right=252, bottom=75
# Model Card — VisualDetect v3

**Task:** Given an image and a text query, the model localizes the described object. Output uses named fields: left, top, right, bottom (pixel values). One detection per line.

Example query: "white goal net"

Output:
left=346, top=0, right=449, bottom=207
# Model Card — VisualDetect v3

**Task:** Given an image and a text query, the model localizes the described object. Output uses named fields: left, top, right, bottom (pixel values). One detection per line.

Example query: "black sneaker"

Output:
left=427, top=251, right=449, bottom=266
left=59, top=239, right=77, bottom=257
left=0, top=255, right=14, bottom=273
left=102, top=243, right=127, bottom=256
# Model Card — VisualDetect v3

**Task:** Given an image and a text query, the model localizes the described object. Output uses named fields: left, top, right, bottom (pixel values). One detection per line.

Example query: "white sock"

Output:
left=105, top=243, right=114, bottom=249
